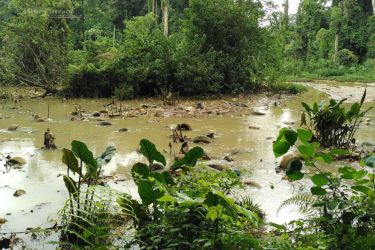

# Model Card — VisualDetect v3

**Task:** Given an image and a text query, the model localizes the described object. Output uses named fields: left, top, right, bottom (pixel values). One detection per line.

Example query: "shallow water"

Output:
left=0, top=82, right=374, bottom=248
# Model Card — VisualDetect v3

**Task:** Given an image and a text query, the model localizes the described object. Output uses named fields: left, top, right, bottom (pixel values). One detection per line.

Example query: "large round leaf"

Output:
left=140, top=139, right=166, bottom=166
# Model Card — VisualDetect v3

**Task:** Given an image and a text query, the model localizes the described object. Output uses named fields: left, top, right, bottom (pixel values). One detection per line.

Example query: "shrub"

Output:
left=300, top=90, right=372, bottom=148
left=119, top=139, right=263, bottom=249
left=337, top=49, right=358, bottom=66
left=272, top=127, right=375, bottom=249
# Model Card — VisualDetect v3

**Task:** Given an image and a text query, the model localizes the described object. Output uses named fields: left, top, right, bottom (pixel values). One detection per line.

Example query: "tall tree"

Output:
left=162, top=0, right=169, bottom=36
left=0, top=0, right=71, bottom=94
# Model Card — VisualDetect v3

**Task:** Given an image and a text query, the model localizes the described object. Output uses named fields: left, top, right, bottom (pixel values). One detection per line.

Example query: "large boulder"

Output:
left=176, top=123, right=192, bottom=131
left=7, top=156, right=26, bottom=166
left=7, top=125, right=19, bottom=131
left=97, top=121, right=112, bottom=126
left=193, top=136, right=212, bottom=144
left=279, top=153, right=302, bottom=175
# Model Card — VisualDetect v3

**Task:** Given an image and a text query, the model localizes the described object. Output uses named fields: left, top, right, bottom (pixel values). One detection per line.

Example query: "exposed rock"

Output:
left=151, top=163, right=164, bottom=171
left=7, top=125, right=18, bottom=131
left=196, top=102, right=205, bottom=109
left=0, top=238, right=10, bottom=249
left=229, top=149, right=241, bottom=155
left=243, top=179, right=262, bottom=189
left=248, top=125, right=260, bottom=130
left=279, top=153, right=298, bottom=169
left=6, top=156, right=26, bottom=166
left=283, top=121, right=296, bottom=125
left=177, top=123, right=192, bottom=131
left=206, top=132, right=215, bottom=139
left=118, top=128, right=128, bottom=132
left=13, top=189, right=26, bottom=197
left=97, top=121, right=112, bottom=126
left=251, top=110, right=266, bottom=116
left=35, top=118, right=47, bottom=122
left=193, top=136, right=212, bottom=144
left=208, top=164, right=228, bottom=171
left=223, top=155, right=234, bottom=162
left=279, top=153, right=303, bottom=175
left=92, top=112, right=101, bottom=117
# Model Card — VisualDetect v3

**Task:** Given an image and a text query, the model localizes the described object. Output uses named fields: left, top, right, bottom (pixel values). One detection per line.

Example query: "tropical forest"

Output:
left=0, top=0, right=375, bottom=249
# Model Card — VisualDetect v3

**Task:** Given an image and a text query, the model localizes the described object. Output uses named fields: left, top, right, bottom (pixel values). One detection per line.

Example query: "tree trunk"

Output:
left=372, top=0, right=375, bottom=14
left=333, top=32, right=339, bottom=64
left=162, top=0, right=169, bottom=36
left=283, top=0, right=289, bottom=30
left=153, top=0, right=158, bottom=15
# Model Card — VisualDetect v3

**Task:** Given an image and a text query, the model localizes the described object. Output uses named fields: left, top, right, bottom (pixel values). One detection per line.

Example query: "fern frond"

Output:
left=277, top=194, right=317, bottom=216
left=236, top=195, right=266, bottom=220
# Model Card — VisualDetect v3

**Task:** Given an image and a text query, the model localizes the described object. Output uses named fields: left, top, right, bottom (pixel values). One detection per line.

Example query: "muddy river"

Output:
left=0, top=81, right=374, bottom=248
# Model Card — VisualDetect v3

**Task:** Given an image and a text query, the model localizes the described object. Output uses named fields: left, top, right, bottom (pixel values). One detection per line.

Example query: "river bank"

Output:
left=0, top=81, right=374, bottom=248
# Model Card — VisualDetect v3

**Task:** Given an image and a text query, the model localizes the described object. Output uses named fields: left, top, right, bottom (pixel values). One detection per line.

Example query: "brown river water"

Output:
left=0, top=81, right=374, bottom=248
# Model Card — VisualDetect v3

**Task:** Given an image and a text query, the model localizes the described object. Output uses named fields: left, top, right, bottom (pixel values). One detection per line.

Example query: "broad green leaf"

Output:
left=330, top=149, right=349, bottom=155
left=284, top=129, right=297, bottom=146
left=349, top=103, right=360, bottom=116
left=161, top=171, right=174, bottom=185
left=287, top=172, right=304, bottom=181
left=339, top=166, right=355, bottom=179
left=62, top=148, right=79, bottom=174
left=131, top=163, right=150, bottom=184
left=71, top=140, right=97, bottom=174
left=298, top=144, right=315, bottom=158
left=172, top=147, right=204, bottom=169
left=276, top=128, right=289, bottom=141
left=301, top=102, right=312, bottom=112
left=315, top=153, right=333, bottom=164
left=273, top=140, right=291, bottom=157
left=353, top=170, right=367, bottom=180
left=140, top=139, right=166, bottom=166
left=311, top=174, right=329, bottom=187
left=311, top=187, right=327, bottom=196
left=158, top=195, right=177, bottom=203
left=352, top=185, right=370, bottom=195
left=138, top=179, right=163, bottom=205
left=97, top=146, right=116, bottom=167
left=297, top=129, right=313, bottom=144
left=63, top=175, right=78, bottom=199
left=364, top=155, right=375, bottom=168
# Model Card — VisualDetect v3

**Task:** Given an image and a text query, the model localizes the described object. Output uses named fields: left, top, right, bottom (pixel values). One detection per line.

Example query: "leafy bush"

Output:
left=56, top=141, right=123, bottom=248
left=337, top=49, right=358, bottom=66
left=272, top=126, right=375, bottom=249
left=119, top=139, right=263, bottom=249
left=318, top=67, right=345, bottom=77
left=65, top=64, right=116, bottom=98
left=300, top=90, right=372, bottom=148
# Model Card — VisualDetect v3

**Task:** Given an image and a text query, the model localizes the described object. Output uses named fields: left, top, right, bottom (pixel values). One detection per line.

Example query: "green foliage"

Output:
left=273, top=111, right=375, bottom=249
left=58, top=141, right=117, bottom=248
left=301, top=90, right=372, bottom=148
left=337, top=49, right=358, bottom=66
left=118, top=139, right=262, bottom=249
left=0, top=0, right=70, bottom=93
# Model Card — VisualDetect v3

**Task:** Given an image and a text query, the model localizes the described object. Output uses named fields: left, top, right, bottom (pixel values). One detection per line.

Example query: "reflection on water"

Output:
left=0, top=82, right=374, bottom=246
